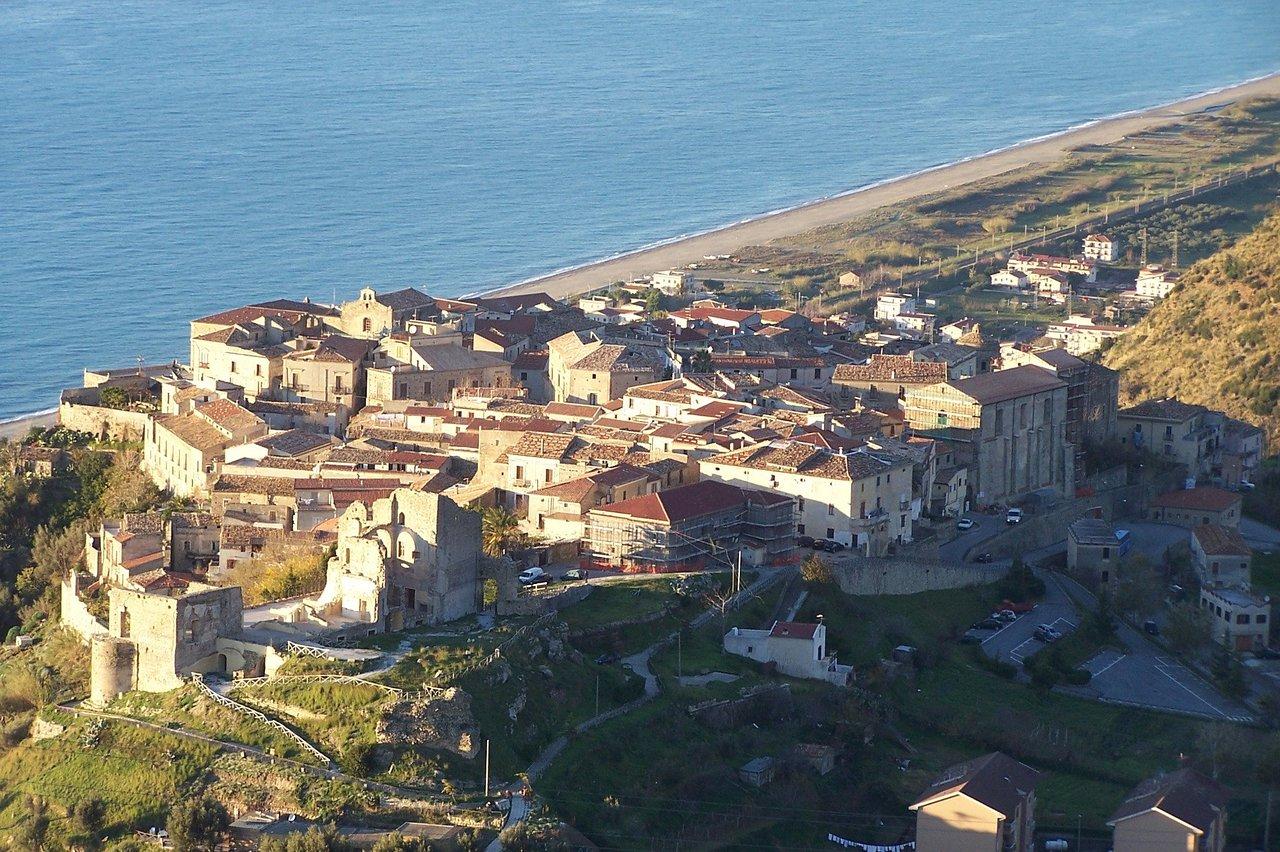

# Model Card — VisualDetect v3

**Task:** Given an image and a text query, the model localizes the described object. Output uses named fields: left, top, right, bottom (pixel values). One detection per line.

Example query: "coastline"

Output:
left=482, top=71, right=1280, bottom=301
left=4, top=72, right=1279, bottom=434
left=0, top=409, right=58, bottom=442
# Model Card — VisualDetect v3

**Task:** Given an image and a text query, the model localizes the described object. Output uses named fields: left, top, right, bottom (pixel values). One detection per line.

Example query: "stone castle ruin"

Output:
left=64, top=487, right=482, bottom=702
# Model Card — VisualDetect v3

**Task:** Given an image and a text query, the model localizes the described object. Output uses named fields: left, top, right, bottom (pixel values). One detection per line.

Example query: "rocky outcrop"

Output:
left=377, top=687, right=480, bottom=759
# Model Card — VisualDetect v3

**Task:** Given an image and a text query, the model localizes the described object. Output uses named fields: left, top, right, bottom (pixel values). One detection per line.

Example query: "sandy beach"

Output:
left=0, top=411, right=57, bottom=442
left=488, top=72, right=1280, bottom=301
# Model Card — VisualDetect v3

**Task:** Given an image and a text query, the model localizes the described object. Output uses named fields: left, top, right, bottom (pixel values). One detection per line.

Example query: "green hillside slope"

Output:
left=1104, top=208, right=1280, bottom=444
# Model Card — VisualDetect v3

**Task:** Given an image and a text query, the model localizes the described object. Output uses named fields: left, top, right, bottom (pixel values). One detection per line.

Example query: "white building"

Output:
left=651, top=269, right=694, bottom=296
left=1045, top=316, right=1128, bottom=356
left=875, top=293, right=917, bottom=322
left=1200, top=586, right=1271, bottom=653
left=1135, top=264, right=1180, bottom=300
left=724, top=621, right=852, bottom=686
left=1083, top=233, right=1119, bottom=263
left=991, top=269, right=1030, bottom=291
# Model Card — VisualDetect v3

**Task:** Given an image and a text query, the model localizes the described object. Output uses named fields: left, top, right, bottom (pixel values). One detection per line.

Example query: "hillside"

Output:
left=1104, top=207, right=1280, bottom=444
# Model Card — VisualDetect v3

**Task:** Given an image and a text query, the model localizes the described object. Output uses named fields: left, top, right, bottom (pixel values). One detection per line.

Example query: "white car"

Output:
left=517, top=567, right=548, bottom=585
left=956, top=518, right=975, bottom=531
left=1005, top=508, right=1023, bottom=525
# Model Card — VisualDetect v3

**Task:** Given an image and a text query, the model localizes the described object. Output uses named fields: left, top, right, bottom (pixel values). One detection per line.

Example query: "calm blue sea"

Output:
left=2, top=0, right=1279, bottom=420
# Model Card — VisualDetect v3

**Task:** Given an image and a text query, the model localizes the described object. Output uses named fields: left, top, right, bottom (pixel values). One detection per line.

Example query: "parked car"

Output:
left=975, top=552, right=993, bottom=563
left=826, top=540, right=847, bottom=552
left=993, top=609, right=1017, bottom=623
left=1035, top=624, right=1063, bottom=642
left=797, top=535, right=816, bottom=548
left=561, top=568, right=587, bottom=582
left=518, top=566, right=548, bottom=585
left=1143, top=620, right=1160, bottom=636
left=1005, top=508, right=1023, bottom=525
left=959, top=632, right=982, bottom=645
left=956, top=517, right=975, bottom=531
left=1257, top=645, right=1280, bottom=660
left=594, top=653, right=619, bottom=665
left=972, top=618, right=1003, bottom=631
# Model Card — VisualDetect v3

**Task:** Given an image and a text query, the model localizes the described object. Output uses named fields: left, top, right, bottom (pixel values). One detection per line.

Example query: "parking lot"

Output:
left=1071, top=648, right=1254, bottom=723
left=978, top=571, right=1078, bottom=663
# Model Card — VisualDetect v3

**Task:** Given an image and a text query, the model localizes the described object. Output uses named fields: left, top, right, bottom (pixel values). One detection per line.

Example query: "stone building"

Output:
left=313, top=488, right=481, bottom=633
left=904, top=366, right=1071, bottom=505
left=365, top=336, right=512, bottom=405
left=546, top=330, right=666, bottom=405
left=143, top=398, right=268, bottom=498
left=339, top=286, right=437, bottom=339
left=1147, top=487, right=1241, bottom=529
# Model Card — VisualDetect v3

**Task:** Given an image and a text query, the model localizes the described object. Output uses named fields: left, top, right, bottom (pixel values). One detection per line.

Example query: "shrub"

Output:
left=1064, top=668, right=1092, bottom=686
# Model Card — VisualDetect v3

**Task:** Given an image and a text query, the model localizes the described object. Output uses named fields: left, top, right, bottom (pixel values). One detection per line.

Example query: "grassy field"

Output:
left=541, top=581, right=1276, bottom=848
left=561, top=575, right=735, bottom=657
left=107, top=685, right=323, bottom=765
left=234, top=680, right=392, bottom=760
left=0, top=714, right=216, bottom=840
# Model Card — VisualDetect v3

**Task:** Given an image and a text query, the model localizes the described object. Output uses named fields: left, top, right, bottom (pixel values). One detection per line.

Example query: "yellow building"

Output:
left=1108, top=769, right=1227, bottom=852
left=910, top=752, right=1039, bottom=852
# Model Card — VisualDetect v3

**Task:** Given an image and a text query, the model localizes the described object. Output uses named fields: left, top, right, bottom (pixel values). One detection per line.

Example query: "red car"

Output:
left=1001, top=599, right=1036, bottom=614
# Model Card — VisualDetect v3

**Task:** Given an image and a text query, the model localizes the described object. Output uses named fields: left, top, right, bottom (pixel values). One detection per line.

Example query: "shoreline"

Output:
left=482, top=70, right=1280, bottom=301
left=5, top=72, right=1280, bottom=434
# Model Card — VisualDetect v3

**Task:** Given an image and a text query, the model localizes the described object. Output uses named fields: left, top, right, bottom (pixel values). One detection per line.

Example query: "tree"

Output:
left=11, top=794, right=49, bottom=852
left=643, top=288, right=662, bottom=314
left=800, top=553, right=833, bottom=585
left=1164, top=603, right=1212, bottom=654
left=1112, top=554, right=1162, bottom=620
left=260, top=826, right=355, bottom=852
left=371, top=835, right=432, bottom=852
left=981, top=216, right=1014, bottom=237
left=1258, top=737, right=1280, bottom=852
left=166, top=796, right=229, bottom=852
left=481, top=506, right=522, bottom=559
left=689, top=349, right=712, bottom=373
left=97, top=450, right=161, bottom=517
left=69, top=797, right=108, bottom=850
left=496, top=823, right=532, bottom=852
left=1209, top=646, right=1247, bottom=699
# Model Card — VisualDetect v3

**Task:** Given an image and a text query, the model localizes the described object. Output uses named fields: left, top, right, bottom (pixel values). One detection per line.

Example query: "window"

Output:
left=814, top=368, right=821, bottom=380
left=797, top=497, right=805, bottom=511
left=397, top=512, right=406, bottom=525
left=362, top=317, right=372, bottom=333
left=1102, top=547, right=1110, bottom=559
left=827, top=503, right=834, bottom=516
left=1259, top=614, right=1268, bottom=624
left=826, top=528, right=835, bottom=539
left=994, top=409, right=1004, bottom=432
left=790, top=369, right=797, bottom=380
left=1237, top=614, right=1250, bottom=625
left=230, top=361, right=238, bottom=374
left=797, top=523, right=805, bottom=534
left=515, top=465, right=524, bottom=481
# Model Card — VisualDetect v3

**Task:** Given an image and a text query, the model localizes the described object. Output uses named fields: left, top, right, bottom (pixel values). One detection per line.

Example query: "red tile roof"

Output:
left=769, top=621, right=819, bottom=640
left=593, top=479, right=751, bottom=525
left=1151, top=487, right=1240, bottom=512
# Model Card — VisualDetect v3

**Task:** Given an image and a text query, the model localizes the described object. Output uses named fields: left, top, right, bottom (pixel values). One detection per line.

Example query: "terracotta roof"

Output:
left=155, top=412, right=232, bottom=452
left=508, top=432, right=576, bottom=460
left=374, top=287, right=434, bottom=310
left=512, top=349, right=549, bottom=370
left=1108, top=769, right=1226, bottom=835
left=911, top=752, right=1039, bottom=819
left=1119, top=397, right=1206, bottom=422
left=258, top=429, right=333, bottom=457
left=947, top=366, right=1065, bottom=404
left=833, top=354, right=947, bottom=384
left=193, top=299, right=335, bottom=326
left=592, top=479, right=752, bottom=525
left=708, top=440, right=906, bottom=482
left=1151, top=487, right=1240, bottom=512
left=213, top=474, right=297, bottom=497
left=544, top=401, right=602, bottom=419
left=769, top=621, right=819, bottom=640
left=1191, top=523, right=1250, bottom=556
left=197, top=398, right=264, bottom=434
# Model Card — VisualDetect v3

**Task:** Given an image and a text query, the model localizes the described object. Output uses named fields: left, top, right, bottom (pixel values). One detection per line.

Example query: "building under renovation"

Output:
left=583, top=479, right=795, bottom=572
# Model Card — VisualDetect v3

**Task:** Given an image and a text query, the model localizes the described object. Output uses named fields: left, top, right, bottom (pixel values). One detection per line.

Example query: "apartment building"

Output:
left=1108, top=769, right=1227, bottom=852
left=143, top=399, right=268, bottom=498
left=698, top=440, right=914, bottom=555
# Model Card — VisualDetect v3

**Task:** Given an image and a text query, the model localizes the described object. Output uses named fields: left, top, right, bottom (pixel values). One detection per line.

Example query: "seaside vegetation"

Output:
left=1103, top=208, right=1280, bottom=445
left=714, top=96, right=1280, bottom=316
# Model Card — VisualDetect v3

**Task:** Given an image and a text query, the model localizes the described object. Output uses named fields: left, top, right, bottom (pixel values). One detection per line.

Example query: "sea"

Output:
left=2, top=0, right=1279, bottom=421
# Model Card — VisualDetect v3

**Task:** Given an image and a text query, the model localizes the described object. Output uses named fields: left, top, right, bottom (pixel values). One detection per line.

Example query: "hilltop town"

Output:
left=4, top=138, right=1280, bottom=851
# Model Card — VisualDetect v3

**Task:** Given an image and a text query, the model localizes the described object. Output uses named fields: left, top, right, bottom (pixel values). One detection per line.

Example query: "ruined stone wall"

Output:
left=60, top=575, right=109, bottom=642
left=108, top=585, right=243, bottom=691
left=90, top=635, right=137, bottom=706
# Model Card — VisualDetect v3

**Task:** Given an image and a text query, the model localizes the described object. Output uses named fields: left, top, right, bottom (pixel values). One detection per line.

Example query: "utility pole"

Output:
left=595, top=673, right=600, bottom=716
left=484, top=739, right=491, bottom=798
left=677, top=632, right=682, bottom=679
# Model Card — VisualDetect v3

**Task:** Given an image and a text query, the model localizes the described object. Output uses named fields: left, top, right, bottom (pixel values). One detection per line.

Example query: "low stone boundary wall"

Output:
left=835, top=558, right=1007, bottom=596
left=58, top=398, right=149, bottom=442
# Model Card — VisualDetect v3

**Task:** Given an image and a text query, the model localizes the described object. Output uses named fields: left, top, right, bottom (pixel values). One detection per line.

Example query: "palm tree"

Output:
left=481, top=506, right=522, bottom=559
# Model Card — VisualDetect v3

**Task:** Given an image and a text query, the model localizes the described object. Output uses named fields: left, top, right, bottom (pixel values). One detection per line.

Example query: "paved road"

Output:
left=1241, top=516, right=1280, bottom=550
left=1053, top=573, right=1254, bottom=724
left=938, top=512, right=1005, bottom=563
